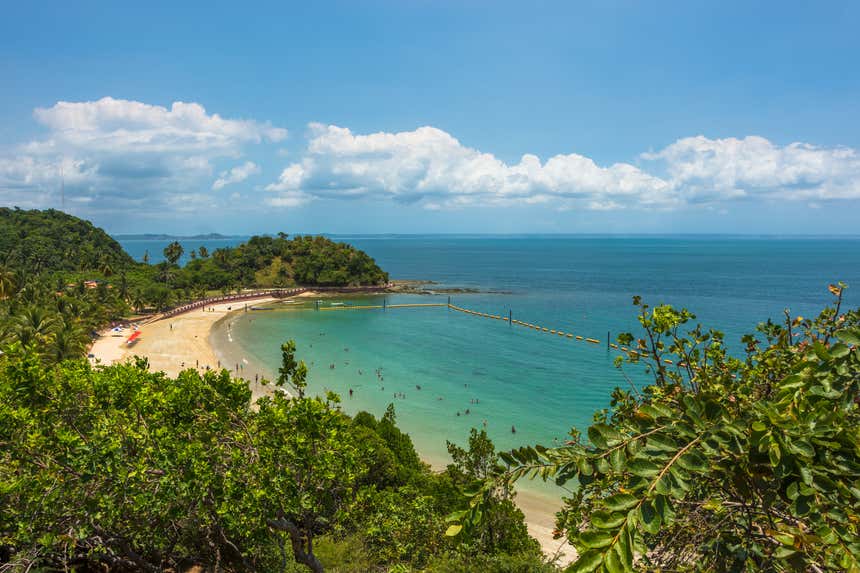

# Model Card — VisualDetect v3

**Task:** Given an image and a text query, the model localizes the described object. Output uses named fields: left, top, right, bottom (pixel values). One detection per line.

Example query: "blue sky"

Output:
left=1, top=1, right=858, bottom=234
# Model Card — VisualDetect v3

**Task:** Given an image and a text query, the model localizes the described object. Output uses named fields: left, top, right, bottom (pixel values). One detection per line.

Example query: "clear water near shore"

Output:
left=198, top=235, right=860, bottom=502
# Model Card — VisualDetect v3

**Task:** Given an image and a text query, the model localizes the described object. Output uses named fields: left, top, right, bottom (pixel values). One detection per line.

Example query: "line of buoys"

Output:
left=320, top=305, right=384, bottom=311
left=585, top=338, right=601, bottom=344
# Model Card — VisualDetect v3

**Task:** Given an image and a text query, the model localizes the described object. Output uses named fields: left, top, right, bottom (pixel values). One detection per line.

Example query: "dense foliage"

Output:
left=177, top=234, right=389, bottom=290
left=0, top=341, right=548, bottom=572
left=451, top=285, right=860, bottom=571
left=0, top=207, right=135, bottom=275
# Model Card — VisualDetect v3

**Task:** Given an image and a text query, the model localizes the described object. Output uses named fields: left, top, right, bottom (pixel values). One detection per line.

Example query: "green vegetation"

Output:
left=0, top=210, right=389, bottom=362
left=450, top=285, right=860, bottom=572
left=175, top=234, right=389, bottom=290
left=0, top=342, right=547, bottom=571
left=0, top=207, right=135, bottom=276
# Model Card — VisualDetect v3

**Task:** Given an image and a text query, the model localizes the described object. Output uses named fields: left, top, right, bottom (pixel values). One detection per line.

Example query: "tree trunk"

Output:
left=267, top=518, right=324, bottom=573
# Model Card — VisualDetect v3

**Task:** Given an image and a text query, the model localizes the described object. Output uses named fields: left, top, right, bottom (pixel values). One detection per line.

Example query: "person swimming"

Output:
left=511, top=425, right=516, bottom=434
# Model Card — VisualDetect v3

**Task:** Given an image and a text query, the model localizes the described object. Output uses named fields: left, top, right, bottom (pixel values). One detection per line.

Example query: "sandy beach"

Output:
left=89, top=294, right=575, bottom=565
left=90, top=298, right=278, bottom=400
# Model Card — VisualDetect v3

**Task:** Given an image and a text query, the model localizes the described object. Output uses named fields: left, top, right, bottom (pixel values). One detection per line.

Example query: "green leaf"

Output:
left=445, top=524, right=462, bottom=537
left=638, top=500, right=662, bottom=534
left=835, top=328, right=860, bottom=346
left=628, top=459, right=660, bottom=477
left=768, top=441, right=781, bottom=466
left=578, top=457, right=594, bottom=476
left=567, top=549, right=604, bottom=573
left=786, top=439, right=814, bottom=458
left=604, top=545, right=627, bottom=573
left=578, top=529, right=614, bottom=549
left=645, top=433, right=677, bottom=452
left=609, top=447, right=626, bottom=473
left=604, top=493, right=639, bottom=512
left=829, top=343, right=850, bottom=358
left=591, top=510, right=626, bottom=530
left=589, top=423, right=623, bottom=447
left=676, top=450, right=708, bottom=473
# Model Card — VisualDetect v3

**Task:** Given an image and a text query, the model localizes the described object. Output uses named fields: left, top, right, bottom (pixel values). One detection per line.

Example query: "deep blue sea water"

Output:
left=118, top=235, right=860, bottom=477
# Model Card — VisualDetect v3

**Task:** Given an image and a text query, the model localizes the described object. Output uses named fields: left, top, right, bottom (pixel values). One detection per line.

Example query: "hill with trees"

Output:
left=0, top=207, right=136, bottom=276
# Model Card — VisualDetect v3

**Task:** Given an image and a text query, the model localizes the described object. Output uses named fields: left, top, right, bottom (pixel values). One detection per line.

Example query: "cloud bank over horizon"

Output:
left=1, top=97, right=859, bottom=224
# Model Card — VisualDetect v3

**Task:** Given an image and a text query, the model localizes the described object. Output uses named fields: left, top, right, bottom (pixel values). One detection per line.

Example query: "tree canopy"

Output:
left=0, top=341, right=547, bottom=572
left=0, top=207, right=135, bottom=275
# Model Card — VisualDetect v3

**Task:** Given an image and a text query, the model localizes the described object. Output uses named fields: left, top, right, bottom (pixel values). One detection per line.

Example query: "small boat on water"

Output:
left=331, top=302, right=345, bottom=306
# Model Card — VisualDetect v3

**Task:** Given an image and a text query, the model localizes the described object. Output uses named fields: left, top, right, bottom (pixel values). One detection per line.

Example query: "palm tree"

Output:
left=50, top=318, right=90, bottom=363
left=131, top=289, right=146, bottom=313
left=98, top=257, right=113, bottom=277
left=150, top=288, right=172, bottom=312
left=142, top=250, right=150, bottom=265
left=198, top=246, right=209, bottom=259
left=14, top=306, right=58, bottom=347
left=192, top=284, right=207, bottom=301
left=156, top=262, right=176, bottom=285
left=163, top=241, right=184, bottom=266
left=118, top=273, right=129, bottom=301
left=0, top=266, right=17, bottom=300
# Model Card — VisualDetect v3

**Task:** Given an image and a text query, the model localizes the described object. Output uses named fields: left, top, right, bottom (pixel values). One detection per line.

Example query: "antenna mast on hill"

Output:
left=59, top=159, right=65, bottom=211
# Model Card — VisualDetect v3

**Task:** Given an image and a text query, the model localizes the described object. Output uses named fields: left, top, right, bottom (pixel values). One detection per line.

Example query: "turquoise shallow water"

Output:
left=197, top=236, right=860, bottom=475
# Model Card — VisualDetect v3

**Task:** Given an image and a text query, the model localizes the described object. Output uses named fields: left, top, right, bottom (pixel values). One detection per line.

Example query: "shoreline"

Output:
left=90, top=292, right=576, bottom=565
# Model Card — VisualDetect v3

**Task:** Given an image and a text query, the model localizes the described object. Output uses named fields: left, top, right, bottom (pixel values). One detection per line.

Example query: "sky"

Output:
left=1, top=0, right=859, bottom=235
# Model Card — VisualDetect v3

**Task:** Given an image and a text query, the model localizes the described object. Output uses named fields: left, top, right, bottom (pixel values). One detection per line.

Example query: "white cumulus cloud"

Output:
left=265, top=125, right=860, bottom=211
left=212, top=161, right=260, bottom=190
left=0, top=97, right=286, bottom=214
left=266, top=123, right=673, bottom=210
left=642, top=135, right=860, bottom=202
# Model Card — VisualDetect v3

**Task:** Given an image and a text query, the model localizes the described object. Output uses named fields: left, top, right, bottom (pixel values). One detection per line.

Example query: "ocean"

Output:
left=119, top=235, right=860, bottom=494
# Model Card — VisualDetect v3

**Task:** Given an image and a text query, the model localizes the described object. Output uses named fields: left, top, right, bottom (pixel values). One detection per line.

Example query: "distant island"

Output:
left=113, top=232, right=240, bottom=240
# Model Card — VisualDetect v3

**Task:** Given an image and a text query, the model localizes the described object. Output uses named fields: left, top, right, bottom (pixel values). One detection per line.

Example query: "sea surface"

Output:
left=119, top=235, right=860, bottom=491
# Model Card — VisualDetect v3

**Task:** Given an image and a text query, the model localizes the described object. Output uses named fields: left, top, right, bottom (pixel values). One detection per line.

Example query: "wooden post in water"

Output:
left=448, top=296, right=451, bottom=308
left=383, top=298, right=387, bottom=311
left=509, top=309, right=512, bottom=326
left=607, top=331, right=610, bottom=349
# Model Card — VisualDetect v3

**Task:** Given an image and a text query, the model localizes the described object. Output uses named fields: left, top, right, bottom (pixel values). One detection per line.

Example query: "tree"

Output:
left=450, top=286, right=860, bottom=572
left=98, top=257, right=113, bottom=277
left=198, top=245, right=209, bottom=258
left=258, top=392, right=362, bottom=573
left=49, top=318, right=90, bottom=363
left=277, top=340, right=308, bottom=398
left=13, top=305, right=57, bottom=348
left=130, top=289, right=145, bottom=313
left=445, top=429, right=540, bottom=558
left=163, top=241, right=184, bottom=266
left=142, top=249, right=150, bottom=264
left=0, top=265, right=17, bottom=300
